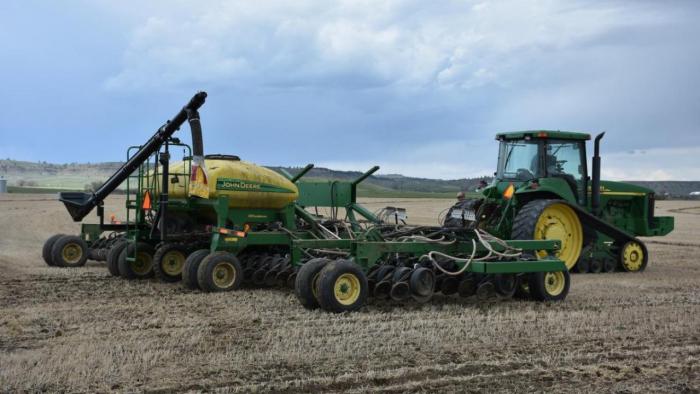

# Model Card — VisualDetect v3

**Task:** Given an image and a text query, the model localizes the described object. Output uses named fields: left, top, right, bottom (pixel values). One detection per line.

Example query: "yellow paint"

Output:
left=544, top=272, right=566, bottom=296
left=534, top=203, right=583, bottom=270
left=161, top=250, right=186, bottom=276
left=212, top=262, right=236, bottom=288
left=224, top=237, right=239, bottom=242
left=163, top=159, right=298, bottom=208
left=334, top=273, right=361, bottom=306
left=621, top=242, right=645, bottom=271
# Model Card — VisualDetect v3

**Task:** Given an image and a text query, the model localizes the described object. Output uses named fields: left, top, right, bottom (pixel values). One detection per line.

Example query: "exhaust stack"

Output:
left=591, top=132, right=605, bottom=216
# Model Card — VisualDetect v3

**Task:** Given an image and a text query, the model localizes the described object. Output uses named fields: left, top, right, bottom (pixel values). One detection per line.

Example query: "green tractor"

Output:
left=447, top=130, right=674, bottom=273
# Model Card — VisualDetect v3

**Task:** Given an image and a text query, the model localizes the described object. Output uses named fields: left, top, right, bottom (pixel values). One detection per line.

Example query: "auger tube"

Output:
left=58, top=91, right=208, bottom=222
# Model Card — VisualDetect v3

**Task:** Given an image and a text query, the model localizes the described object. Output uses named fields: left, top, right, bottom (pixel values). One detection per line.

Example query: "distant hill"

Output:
left=1, top=159, right=698, bottom=198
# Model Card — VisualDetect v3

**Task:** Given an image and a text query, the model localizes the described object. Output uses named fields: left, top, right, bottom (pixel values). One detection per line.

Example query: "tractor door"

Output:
left=544, top=140, right=588, bottom=206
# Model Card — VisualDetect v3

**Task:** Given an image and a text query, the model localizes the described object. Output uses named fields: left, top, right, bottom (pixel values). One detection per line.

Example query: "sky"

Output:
left=0, top=0, right=699, bottom=180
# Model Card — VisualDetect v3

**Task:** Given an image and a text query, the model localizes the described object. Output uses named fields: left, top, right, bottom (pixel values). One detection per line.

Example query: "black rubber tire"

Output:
left=106, top=240, right=127, bottom=277
left=513, top=276, right=531, bottom=300
left=494, top=274, right=517, bottom=298
left=51, top=235, right=89, bottom=268
left=574, top=258, right=590, bottom=273
left=603, top=258, right=617, bottom=273
left=589, top=259, right=602, bottom=273
left=182, top=249, right=210, bottom=289
left=118, top=242, right=155, bottom=280
left=316, top=259, right=369, bottom=313
left=512, top=199, right=582, bottom=271
left=153, top=243, right=189, bottom=283
left=294, top=258, right=331, bottom=310
left=197, top=251, right=244, bottom=292
left=42, top=234, right=64, bottom=266
left=528, top=270, right=570, bottom=302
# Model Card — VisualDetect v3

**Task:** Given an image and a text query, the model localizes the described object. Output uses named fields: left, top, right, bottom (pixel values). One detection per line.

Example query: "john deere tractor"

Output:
left=446, top=131, right=674, bottom=273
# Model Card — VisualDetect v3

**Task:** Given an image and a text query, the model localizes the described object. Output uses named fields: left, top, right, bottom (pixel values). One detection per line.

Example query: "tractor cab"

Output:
left=495, top=131, right=590, bottom=206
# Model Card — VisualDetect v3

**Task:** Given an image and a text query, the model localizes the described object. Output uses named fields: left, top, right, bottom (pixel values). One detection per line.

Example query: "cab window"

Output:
left=545, top=140, right=586, bottom=203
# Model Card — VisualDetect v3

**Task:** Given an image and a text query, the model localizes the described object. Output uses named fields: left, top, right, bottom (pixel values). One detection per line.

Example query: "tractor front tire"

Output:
left=316, top=259, right=368, bottom=313
left=294, top=258, right=331, bottom=310
left=512, top=199, right=583, bottom=271
left=42, top=234, right=65, bottom=266
left=182, top=249, right=210, bottom=290
left=197, top=252, right=244, bottom=292
left=51, top=235, right=88, bottom=268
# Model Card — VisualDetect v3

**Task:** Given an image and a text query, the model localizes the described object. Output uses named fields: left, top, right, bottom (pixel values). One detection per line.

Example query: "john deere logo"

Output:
left=216, top=178, right=294, bottom=193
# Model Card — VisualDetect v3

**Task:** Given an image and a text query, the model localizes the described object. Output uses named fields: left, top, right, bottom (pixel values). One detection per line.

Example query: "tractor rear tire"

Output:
left=106, top=240, right=127, bottom=277
left=528, top=270, right=570, bottom=302
left=197, top=252, right=244, bottom=292
left=118, top=243, right=155, bottom=279
left=182, top=249, right=210, bottom=290
left=294, top=258, right=331, bottom=310
left=51, top=235, right=88, bottom=268
left=153, top=243, right=188, bottom=282
left=42, top=234, right=64, bottom=266
left=316, top=259, right=368, bottom=313
left=512, top=199, right=583, bottom=271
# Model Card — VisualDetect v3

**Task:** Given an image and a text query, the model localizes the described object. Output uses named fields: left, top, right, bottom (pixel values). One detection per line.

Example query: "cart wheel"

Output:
left=316, top=259, right=368, bottom=313
left=182, top=249, right=210, bottom=289
left=513, top=275, right=531, bottom=300
left=294, top=258, right=331, bottom=310
left=197, top=252, right=244, bottom=292
left=106, top=240, right=127, bottom=277
left=494, top=274, right=517, bottom=298
left=118, top=242, right=155, bottom=279
left=528, top=270, right=570, bottom=301
left=51, top=235, right=88, bottom=268
left=153, top=244, right=188, bottom=282
left=42, top=234, right=64, bottom=266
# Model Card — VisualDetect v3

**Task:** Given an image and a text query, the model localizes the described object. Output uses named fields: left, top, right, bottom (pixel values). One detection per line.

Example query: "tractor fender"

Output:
left=514, top=178, right=578, bottom=206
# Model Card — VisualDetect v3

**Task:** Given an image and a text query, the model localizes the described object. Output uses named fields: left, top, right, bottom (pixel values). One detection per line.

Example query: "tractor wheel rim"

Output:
left=62, top=243, right=83, bottom=264
left=544, top=272, right=565, bottom=296
left=213, top=262, right=236, bottom=288
left=334, top=273, right=361, bottom=306
left=622, top=242, right=644, bottom=271
left=132, top=252, right=153, bottom=275
left=535, top=203, right=582, bottom=270
left=162, top=250, right=186, bottom=276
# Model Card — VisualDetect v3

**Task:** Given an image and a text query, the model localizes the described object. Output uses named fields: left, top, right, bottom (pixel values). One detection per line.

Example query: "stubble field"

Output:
left=0, top=195, right=698, bottom=393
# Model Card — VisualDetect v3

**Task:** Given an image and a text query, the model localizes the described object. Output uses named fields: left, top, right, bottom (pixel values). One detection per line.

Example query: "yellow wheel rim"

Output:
left=534, top=203, right=583, bottom=270
left=131, top=251, right=153, bottom=275
left=622, top=242, right=645, bottom=271
left=213, top=262, right=236, bottom=288
left=162, top=250, right=186, bottom=276
left=61, top=243, right=83, bottom=264
left=334, top=273, right=361, bottom=306
left=544, top=272, right=566, bottom=297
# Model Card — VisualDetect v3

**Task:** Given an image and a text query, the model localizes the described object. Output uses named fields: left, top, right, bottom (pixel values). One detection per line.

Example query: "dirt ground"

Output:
left=0, top=195, right=698, bottom=393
